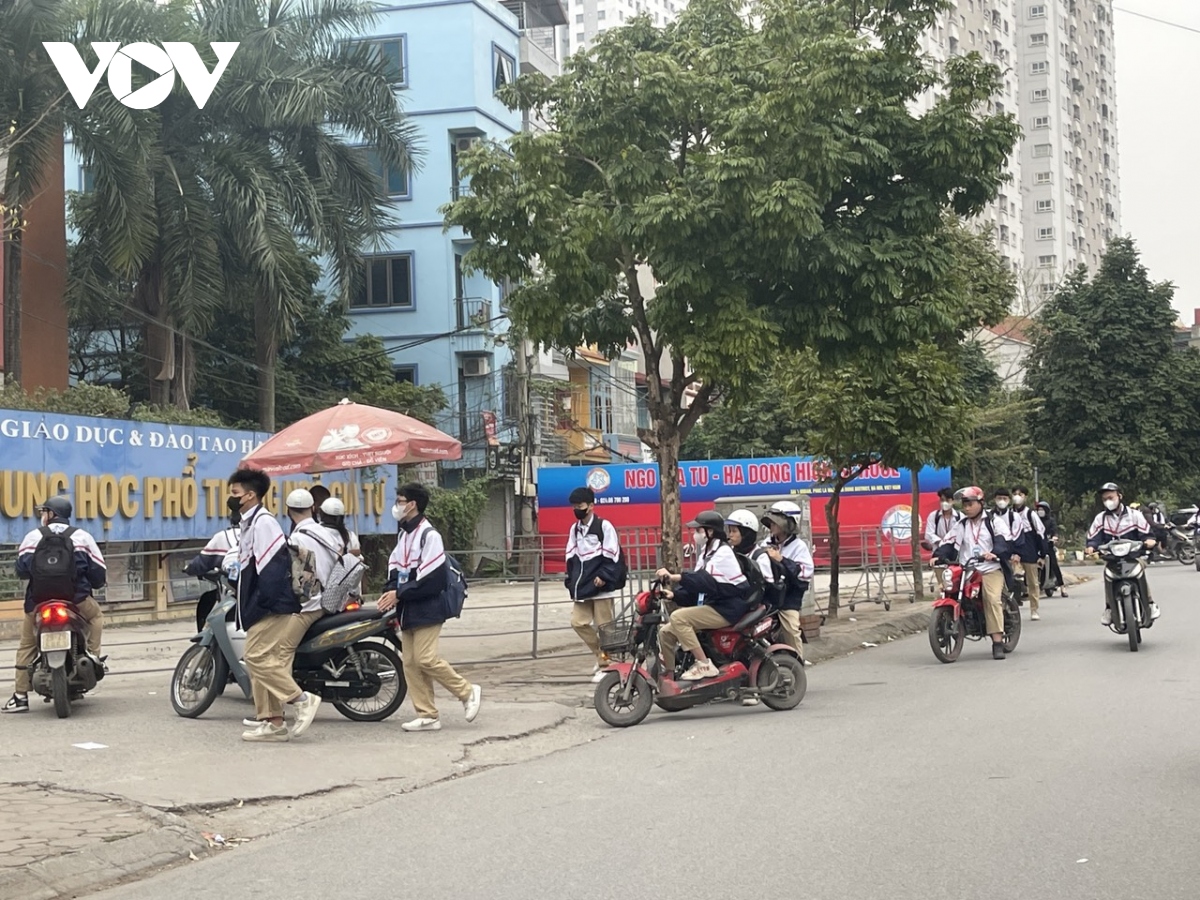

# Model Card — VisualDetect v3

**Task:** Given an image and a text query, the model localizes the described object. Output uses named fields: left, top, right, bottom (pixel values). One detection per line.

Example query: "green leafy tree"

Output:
left=1026, top=237, right=1200, bottom=505
left=69, top=0, right=420, bottom=422
left=445, top=0, right=1017, bottom=568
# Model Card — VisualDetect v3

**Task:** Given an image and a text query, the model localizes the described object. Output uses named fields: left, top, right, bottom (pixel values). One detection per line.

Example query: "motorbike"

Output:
left=1098, top=539, right=1155, bottom=652
left=592, top=580, right=806, bottom=728
left=170, top=570, right=407, bottom=721
left=928, top=557, right=1022, bottom=663
left=1156, top=524, right=1196, bottom=565
left=29, top=599, right=106, bottom=718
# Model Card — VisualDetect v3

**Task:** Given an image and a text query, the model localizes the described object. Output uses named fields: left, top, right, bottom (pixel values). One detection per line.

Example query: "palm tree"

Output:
left=0, top=0, right=71, bottom=384
left=70, top=0, right=420, bottom=422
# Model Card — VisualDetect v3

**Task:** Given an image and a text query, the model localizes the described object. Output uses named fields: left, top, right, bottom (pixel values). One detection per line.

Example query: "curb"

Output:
left=0, top=805, right=205, bottom=900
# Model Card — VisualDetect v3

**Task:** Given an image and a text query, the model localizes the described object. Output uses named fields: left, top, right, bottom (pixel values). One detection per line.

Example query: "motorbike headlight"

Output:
left=942, top=568, right=956, bottom=589
left=1110, top=542, right=1132, bottom=558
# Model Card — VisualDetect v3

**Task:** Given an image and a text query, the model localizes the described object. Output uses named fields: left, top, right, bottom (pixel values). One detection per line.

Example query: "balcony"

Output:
left=452, top=297, right=494, bottom=354
left=501, top=0, right=567, bottom=79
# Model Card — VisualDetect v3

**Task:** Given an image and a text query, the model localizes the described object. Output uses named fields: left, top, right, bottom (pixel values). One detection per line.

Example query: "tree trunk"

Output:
left=2, top=223, right=22, bottom=384
left=254, top=293, right=277, bottom=431
left=657, top=419, right=683, bottom=573
left=134, top=265, right=177, bottom=407
left=826, top=480, right=845, bottom=619
left=911, top=467, right=924, bottom=601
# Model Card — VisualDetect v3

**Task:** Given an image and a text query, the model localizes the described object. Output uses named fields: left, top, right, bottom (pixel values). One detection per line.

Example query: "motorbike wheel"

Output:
left=1123, top=591, right=1140, bottom=652
left=928, top=607, right=963, bottom=664
left=758, top=653, right=807, bottom=711
left=1177, top=543, right=1196, bottom=566
left=1003, top=599, right=1022, bottom=654
left=594, top=671, right=653, bottom=727
left=51, top=667, right=71, bottom=719
left=171, top=645, right=229, bottom=718
left=332, top=641, right=407, bottom=722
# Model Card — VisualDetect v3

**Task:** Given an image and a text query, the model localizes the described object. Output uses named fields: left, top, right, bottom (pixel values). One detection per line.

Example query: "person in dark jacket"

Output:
left=3, top=497, right=106, bottom=714
left=183, top=517, right=240, bottom=632
left=378, top=482, right=481, bottom=732
left=1034, top=501, right=1067, bottom=599
left=227, top=468, right=318, bottom=743
left=654, top=510, right=751, bottom=681
left=564, top=486, right=623, bottom=673
left=1009, top=485, right=1047, bottom=620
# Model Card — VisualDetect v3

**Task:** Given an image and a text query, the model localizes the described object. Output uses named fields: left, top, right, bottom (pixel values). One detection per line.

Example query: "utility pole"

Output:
left=513, top=328, right=539, bottom=575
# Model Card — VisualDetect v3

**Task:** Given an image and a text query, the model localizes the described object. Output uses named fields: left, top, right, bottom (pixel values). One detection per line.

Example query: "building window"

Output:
left=79, top=166, right=96, bottom=193
left=597, top=9, right=605, bottom=18
left=1038, top=282, right=1057, bottom=295
left=1038, top=255, right=1057, bottom=267
left=364, top=37, right=406, bottom=86
left=1030, top=61, right=1048, bottom=75
left=1030, top=33, right=1048, bottom=46
left=576, top=30, right=585, bottom=41
left=492, top=46, right=515, bottom=94
left=1033, top=143, right=1052, bottom=158
left=1029, top=4, right=1046, bottom=17
left=1035, top=171, right=1052, bottom=185
left=365, top=148, right=410, bottom=198
left=1036, top=199, right=1054, bottom=212
left=1031, top=88, right=1049, bottom=102
left=1037, top=227, right=1055, bottom=240
left=394, top=366, right=417, bottom=384
left=575, top=12, right=583, bottom=21
left=351, top=255, right=414, bottom=309
left=1033, top=115, right=1050, bottom=129
left=590, top=370, right=613, bottom=434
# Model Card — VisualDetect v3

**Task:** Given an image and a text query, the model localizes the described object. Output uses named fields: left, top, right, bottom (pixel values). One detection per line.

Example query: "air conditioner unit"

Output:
left=463, top=357, right=491, bottom=377
left=455, top=135, right=481, bottom=153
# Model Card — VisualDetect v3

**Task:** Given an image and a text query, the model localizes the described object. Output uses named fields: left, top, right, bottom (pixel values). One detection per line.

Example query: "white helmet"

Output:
left=285, top=488, right=314, bottom=510
left=763, top=500, right=802, bottom=533
left=320, top=497, right=346, bottom=517
left=724, top=509, right=760, bottom=534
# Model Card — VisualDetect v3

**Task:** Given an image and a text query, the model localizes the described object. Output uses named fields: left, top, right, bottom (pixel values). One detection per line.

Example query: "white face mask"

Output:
left=1013, top=495, right=1026, bottom=507
left=392, top=502, right=407, bottom=521
left=1103, top=498, right=1120, bottom=512
left=940, top=501, right=953, bottom=512
left=995, top=499, right=1009, bottom=510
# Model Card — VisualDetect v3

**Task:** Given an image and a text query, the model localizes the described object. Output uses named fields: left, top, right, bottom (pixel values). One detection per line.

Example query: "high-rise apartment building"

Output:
left=919, top=0, right=1119, bottom=309
left=563, top=0, right=687, bottom=58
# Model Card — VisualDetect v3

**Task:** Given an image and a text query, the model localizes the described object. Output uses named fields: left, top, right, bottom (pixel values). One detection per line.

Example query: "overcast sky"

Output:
left=1114, top=0, right=1199, bottom=321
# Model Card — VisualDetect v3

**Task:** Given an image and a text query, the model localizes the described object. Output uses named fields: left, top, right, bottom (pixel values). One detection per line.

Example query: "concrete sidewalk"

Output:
left=0, top=570, right=1089, bottom=900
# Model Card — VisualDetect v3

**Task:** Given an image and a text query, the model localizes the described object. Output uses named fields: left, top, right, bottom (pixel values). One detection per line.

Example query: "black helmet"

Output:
left=687, top=509, right=726, bottom=539
left=1035, top=500, right=1051, bottom=512
left=38, top=496, right=72, bottom=520
left=1099, top=482, right=1121, bottom=495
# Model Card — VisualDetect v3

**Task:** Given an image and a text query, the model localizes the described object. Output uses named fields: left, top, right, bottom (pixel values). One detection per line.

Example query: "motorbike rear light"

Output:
left=39, top=604, right=70, bottom=626
left=752, top=618, right=773, bottom=638
left=344, top=601, right=361, bottom=611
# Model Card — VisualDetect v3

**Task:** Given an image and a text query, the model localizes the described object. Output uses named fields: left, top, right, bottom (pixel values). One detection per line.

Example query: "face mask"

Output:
left=995, top=499, right=1009, bottom=510
left=227, top=495, right=245, bottom=514
left=573, top=508, right=589, bottom=521
left=1103, top=498, right=1119, bottom=511
left=1037, top=511, right=1046, bottom=519
left=392, top=502, right=407, bottom=521
left=940, top=501, right=952, bottom=512
left=1013, top=495, right=1026, bottom=507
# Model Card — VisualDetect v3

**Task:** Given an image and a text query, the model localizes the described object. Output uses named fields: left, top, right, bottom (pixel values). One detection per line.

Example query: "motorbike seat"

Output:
left=730, top=604, right=768, bottom=633
left=304, top=608, right=385, bottom=638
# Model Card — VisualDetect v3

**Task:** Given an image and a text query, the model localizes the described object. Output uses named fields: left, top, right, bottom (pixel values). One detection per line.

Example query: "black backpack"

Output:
left=30, top=526, right=78, bottom=602
left=587, top=516, right=628, bottom=591
left=735, top=550, right=766, bottom=604
left=751, top=547, right=788, bottom=607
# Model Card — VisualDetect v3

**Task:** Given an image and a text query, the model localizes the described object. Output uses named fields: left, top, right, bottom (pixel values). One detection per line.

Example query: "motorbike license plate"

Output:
left=39, top=631, right=70, bottom=652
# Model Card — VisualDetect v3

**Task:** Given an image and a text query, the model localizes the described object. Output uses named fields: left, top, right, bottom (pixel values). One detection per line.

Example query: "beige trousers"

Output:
left=14, top=597, right=103, bottom=694
left=659, top=605, right=731, bottom=667
left=1021, top=561, right=1040, bottom=613
left=982, top=570, right=1006, bottom=636
left=402, top=624, right=472, bottom=719
left=776, top=608, right=805, bottom=659
left=571, top=597, right=615, bottom=661
left=245, top=611, right=323, bottom=720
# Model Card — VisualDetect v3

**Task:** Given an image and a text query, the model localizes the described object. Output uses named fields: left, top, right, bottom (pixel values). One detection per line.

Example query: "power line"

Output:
left=1113, top=6, right=1200, bottom=35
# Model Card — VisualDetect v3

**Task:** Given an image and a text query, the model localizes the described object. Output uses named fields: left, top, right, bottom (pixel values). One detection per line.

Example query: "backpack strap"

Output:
left=587, top=515, right=605, bottom=541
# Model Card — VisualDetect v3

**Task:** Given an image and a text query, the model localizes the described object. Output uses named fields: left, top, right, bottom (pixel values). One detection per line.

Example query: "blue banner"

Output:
left=0, top=410, right=391, bottom=543
left=537, top=457, right=951, bottom=507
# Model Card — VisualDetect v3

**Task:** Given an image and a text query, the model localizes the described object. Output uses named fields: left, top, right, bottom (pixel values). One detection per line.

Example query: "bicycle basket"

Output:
left=597, top=603, right=636, bottom=654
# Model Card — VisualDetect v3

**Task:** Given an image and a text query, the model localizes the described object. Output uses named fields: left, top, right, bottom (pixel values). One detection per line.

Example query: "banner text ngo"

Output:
left=0, top=411, right=389, bottom=543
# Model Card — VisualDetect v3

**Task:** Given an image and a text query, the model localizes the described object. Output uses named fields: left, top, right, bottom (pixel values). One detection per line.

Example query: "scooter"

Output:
left=1097, top=539, right=1155, bottom=652
left=592, top=580, right=806, bottom=727
left=29, top=599, right=106, bottom=718
left=170, top=570, right=407, bottom=721
left=928, top=556, right=1021, bottom=663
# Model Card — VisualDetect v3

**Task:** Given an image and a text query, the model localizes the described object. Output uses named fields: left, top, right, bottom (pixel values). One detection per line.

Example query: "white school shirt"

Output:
left=565, top=514, right=621, bottom=600
left=387, top=520, right=445, bottom=587
left=692, top=541, right=746, bottom=605
left=939, top=515, right=1002, bottom=574
left=924, top=508, right=962, bottom=546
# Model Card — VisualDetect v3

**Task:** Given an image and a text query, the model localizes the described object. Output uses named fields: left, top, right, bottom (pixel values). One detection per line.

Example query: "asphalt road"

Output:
left=90, top=563, right=1200, bottom=900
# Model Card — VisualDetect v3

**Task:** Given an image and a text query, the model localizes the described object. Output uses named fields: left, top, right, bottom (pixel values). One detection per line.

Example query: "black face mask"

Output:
left=226, top=495, right=243, bottom=514
left=573, top=508, right=589, bottom=521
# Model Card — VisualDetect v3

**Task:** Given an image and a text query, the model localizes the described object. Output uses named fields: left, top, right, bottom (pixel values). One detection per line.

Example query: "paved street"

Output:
left=79, top=563, right=1200, bottom=900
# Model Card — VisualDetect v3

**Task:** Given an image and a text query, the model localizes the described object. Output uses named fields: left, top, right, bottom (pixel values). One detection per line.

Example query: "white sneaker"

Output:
left=463, top=684, right=482, bottom=723
left=742, top=697, right=760, bottom=707
left=1151, top=603, right=1161, bottom=620
left=681, top=660, right=719, bottom=681
left=1101, top=608, right=1113, bottom=626
left=1031, top=612, right=1040, bottom=621
left=290, top=692, right=321, bottom=738
left=242, top=722, right=289, bottom=742
left=401, top=717, right=442, bottom=732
